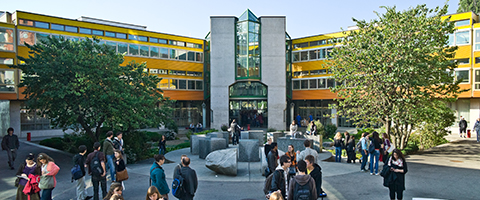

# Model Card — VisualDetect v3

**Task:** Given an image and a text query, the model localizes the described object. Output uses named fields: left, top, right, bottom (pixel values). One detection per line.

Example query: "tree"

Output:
left=458, top=0, right=480, bottom=13
left=328, top=4, right=466, bottom=149
left=15, top=36, right=173, bottom=141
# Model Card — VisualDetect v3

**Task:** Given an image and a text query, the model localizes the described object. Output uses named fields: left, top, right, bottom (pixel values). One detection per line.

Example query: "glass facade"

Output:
left=236, top=10, right=260, bottom=79
left=229, top=81, right=267, bottom=98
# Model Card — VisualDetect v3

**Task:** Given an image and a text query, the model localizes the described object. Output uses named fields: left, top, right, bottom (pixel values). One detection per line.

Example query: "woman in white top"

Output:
left=289, top=120, right=298, bottom=137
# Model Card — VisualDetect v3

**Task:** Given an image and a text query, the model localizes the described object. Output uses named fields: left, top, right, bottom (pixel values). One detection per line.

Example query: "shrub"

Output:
left=39, top=137, right=65, bottom=150
left=186, top=130, right=193, bottom=140
left=324, top=123, right=337, bottom=139
left=165, top=120, right=178, bottom=135
left=401, top=141, right=419, bottom=155
left=166, top=141, right=191, bottom=152
left=194, top=129, right=218, bottom=135
left=164, top=131, right=177, bottom=140
left=315, top=121, right=325, bottom=136
left=267, top=127, right=276, bottom=132
left=63, top=133, right=94, bottom=154
left=123, top=131, right=152, bottom=163
left=145, top=131, right=161, bottom=142
left=221, top=124, right=229, bottom=131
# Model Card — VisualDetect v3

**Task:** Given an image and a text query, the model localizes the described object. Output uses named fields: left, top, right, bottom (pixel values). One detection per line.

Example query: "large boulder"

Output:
left=205, top=148, right=238, bottom=176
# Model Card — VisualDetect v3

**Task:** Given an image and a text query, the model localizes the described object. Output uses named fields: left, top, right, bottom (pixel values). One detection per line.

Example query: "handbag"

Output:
left=38, top=175, right=55, bottom=189
left=227, top=127, right=232, bottom=132
left=14, top=177, right=20, bottom=187
left=116, top=169, right=129, bottom=182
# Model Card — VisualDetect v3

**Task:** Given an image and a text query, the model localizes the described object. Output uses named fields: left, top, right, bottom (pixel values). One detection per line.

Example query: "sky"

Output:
left=3, top=0, right=459, bottom=39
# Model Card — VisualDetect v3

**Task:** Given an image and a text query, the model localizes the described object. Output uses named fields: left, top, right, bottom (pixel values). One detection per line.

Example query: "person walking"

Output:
left=360, top=133, right=369, bottom=172
left=158, top=135, right=167, bottom=155
left=230, top=119, right=240, bottom=145
left=37, top=153, right=60, bottom=200
left=268, top=155, right=291, bottom=199
left=333, top=132, right=343, bottom=162
left=2, top=127, right=20, bottom=170
left=173, top=154, right=187, bottom=178
left=346, top=136, right=356, bottom=163
left=459, top=116, right=467, bottom=138
left=386, top=149, right=408, bottom=200
left=177, top=157, right=198, bottom=200
left=289, top=121, right=298, bottom=137
left=382, top=133, right=393, bottom=164
left=285, top=145, right=297, bottom=177
left=103, top=131, right=116, bottom=182
left=150, top=154, right=169, bottom=199
left=473, top=118, right=480, bottom=143
left=73, top=145, right=93, bottom=200
left=287, top=160, right=317, bottom=200
left=267, top=142, right=278, bottom=177
left=16, top=153, right=41, bottom=200
left=86, top=142, right=107, bottom=200
left=114, top=150, right=126, bottom=184
left=370, top=131, right=382, bottom=175
left=305, top=155, right=327, bottom=198
left=296, top=114, right=301, bottom=127
left=296, top=140, right=318, bottom=164
left=113, top=132, right=126, bottom=165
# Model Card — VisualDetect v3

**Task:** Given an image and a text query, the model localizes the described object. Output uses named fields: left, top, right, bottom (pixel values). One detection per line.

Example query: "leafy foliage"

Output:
left=458, top=0, right=480, bottom=13
left=328, top=4, right=465, bottom=149
left=411, top=101, right=453, bottom=149
left=221, top=124, right=229, bottom=131
left=267, top=127, right=277, bottom=132
left=15, top=36, right=173, bottom=141
left=324, top=123, right=337, bottom=139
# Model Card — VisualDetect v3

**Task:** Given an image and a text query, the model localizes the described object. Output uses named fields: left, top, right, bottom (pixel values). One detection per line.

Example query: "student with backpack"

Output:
left=287, top=160, right=317, bottom=200
left=73, top=145, right=93, bottom=200
left=150, top=154, right=169, bottom=199
left=264, top=155, right=291, bottom=199
left=86, top=142, right=107, bottom=200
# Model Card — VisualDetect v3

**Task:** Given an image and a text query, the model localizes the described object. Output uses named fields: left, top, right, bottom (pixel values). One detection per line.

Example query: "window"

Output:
left=159, top=69, right=168, bottom=74
left=187, top=52, right=195, bottom=61
left=0, top=70, right=15, bottom=92
left=0, top=58, right=14, bottom=65
left=476, top=57, right=480, bottom=64
left=177, top=50, right=187, bottom=60
left=187, top=72, right=202, bottom=77
left=300, top=51, right=308, bottom=61
left=150, top=38, right=158, bottom=43
left=196, top=80, right=203, bottom=90
left=65, top=26, right=78, bottom=33
left=160, top=48, right=169, bottom=58
left=129, top=35, right=138, bottom=40
left=116, top=33, right=127, bottom=39
left=178, top=80, right=186, bottom=89
left=138, top=36, right=148, bottom=42
left=294, top=42, right=308, bottom=49
left=310, top=40, right=326, bottom=47
left=129, top=44, right=139, bottom=55
left=150, top=47, right=159, bottom=57
left=188, top=80, right=195, bottom=90
left=106, top=41, right=117, bottom=51
left=309, top=79, right=317, bottom=89
left=301, top=80, right=308, bottom=89
left=194, top=44, right=202, bottom=48
left=169, top=70, right=186, bottom=76
left=92, top=30, right=103, bottom=36
left=34, top=21, right=49, bottom=29
left=326, top=48, right=334, bottom=58
left=293, top=80, right=300, bottom=89
left=293, top=52, right=300, bottom=62
left=50, top=24, right=64, bottom=31
left=309, top=50, right=317, bottom=60
left=140, top=46, right=149, bottom=56
left=293, top=72, right=301, bottom=77
left=196, top=52, right=203, bottom=62
left=105, top=31, right=116, bottom=37
left=447, top=33, right=454, bottom=46
left=117, top=43, right=128, bottom=54
left=79, top=28, right=92, bottom=34
left=327, top=78, right=335, bottom=88
left=318, top=49, right=326, bottom=59
left=0, top=28, right=14, bottom=51
left=456, top=31, right=470, bottom=45
left=170, top=49, right=177, bottom=59
left=19, top=31, right=35, bottom=46
left=36, top=33, right=50, bottom=44
left=475, top=30, right=480, bottom=50
left=456, top=20, right=470, bottom=27
left=186, top=43, right=195, bottom=48
left=150, top=69, right=158, bottom=74
left=475, top=70, right=480, bottom=89
left=318, top=79, right=326, bottom=88
left=310, top=69, right=327, bottom=75
left=456, top=58, right=469, bottom=65
left=159, top=39, right=168, bottom=44
left=456, top=70, right=469, bottom=83
left=19, top=19, right=34, bottom=26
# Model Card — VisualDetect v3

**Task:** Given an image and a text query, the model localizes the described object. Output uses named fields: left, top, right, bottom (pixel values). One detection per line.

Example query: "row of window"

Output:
left=293, top=69, right=328, bottom=77
left=18, top=19, right=202, bottom=49
left=148, top=69, right=203, bottom=77
left=293, top=38, right=342, bottom=49
left=158, top=79, right=203, bottom=90
left=18, top=30, right=204, bottom=63
left=0, top=28, right=14, bottom=52
left=293, top=47, right=334, bottom=62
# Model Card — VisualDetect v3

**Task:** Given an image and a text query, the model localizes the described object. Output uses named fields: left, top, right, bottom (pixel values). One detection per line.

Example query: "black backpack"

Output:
left=172, top=165, right=186, bottom=198
left=90, top=152, right=103, bottom=176
left=294, top=179, right=311, bottom=200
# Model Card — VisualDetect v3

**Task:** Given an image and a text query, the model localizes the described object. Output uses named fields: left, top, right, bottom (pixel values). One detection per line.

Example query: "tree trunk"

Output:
left=77, top=116, right=95, bottom=142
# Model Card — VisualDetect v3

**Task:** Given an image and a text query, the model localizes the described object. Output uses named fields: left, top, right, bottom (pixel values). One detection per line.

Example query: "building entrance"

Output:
left=229, top=100, right=267, bottom=128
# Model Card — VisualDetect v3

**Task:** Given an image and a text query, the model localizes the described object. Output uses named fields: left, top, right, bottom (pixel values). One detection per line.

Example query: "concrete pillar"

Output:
left=470, top=99, right=480, bottom=129
left=0, top=100, right=10, bottom=137
left=10, top=101, right=21, bottom=137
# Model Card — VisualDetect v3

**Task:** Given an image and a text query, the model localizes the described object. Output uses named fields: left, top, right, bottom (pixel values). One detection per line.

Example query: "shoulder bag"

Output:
left=38, top=175, right=55, bottom=189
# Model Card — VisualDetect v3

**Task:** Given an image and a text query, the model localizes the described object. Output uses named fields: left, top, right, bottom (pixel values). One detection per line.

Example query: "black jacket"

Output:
left=270, top=169, right=287, bottom=198
left=309, top=163, right=323, bottom=194
left=389, top=159, right=408, bottom=191
left=459, top=119, right=467, bottom=129
left=267, top=150, right=278, bottom=173
left=346, top=139, right=355, bottom=152
left=333, top=139, right=343, bottom=148
left=2, top=134, right=19, bottom=150
left=73, top=153, right=86, bottom=176
left=180, top=166, right=198, bottom=200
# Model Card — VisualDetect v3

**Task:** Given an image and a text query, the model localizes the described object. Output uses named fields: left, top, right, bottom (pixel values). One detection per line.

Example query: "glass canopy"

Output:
left=236, top=9, right=260, bottom=79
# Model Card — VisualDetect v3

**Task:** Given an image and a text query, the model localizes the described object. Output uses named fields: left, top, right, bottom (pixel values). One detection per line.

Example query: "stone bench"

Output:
left=277, top=137, right=314, bottom=154
left=240, top=131, right=249, bottom=139
left=267, top=132, right=285, bottom=143
left=248, top=130, right=265, bottom=146
left=238, top=139, right=260, bottom=162
left=208, top=132, right=229, bottom=148
left=190, top=135, right=209, bottom=155
left=199, top=137, right=226, bottom=159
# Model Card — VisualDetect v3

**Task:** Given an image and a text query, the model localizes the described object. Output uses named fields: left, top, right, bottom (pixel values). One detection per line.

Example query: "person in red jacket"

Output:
left=16, top=153, right=41, bottom=200
left=37, top=153, right=60, bottom=200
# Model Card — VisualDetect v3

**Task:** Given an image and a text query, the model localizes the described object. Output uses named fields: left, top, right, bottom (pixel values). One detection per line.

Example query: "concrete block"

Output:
left=210, top=138, right=226, bottom=152
left=277, top=137, right=313, bottom=154
left=241, top=131, right=249, bottom=139
left=249, top=130, right=265, bottom=146
left=191, top=135, right=208, bottom=155
left=239, top=139, right=260, bottom=162
left=267, top=132, right=285, bottom=143
left=199, top=137, right=211, bottom=159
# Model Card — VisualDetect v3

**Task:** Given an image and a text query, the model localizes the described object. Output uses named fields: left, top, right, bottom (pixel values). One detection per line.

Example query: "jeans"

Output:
left=76, top=176, right=87, bottom=200
left=361, top=150, right=368, bottom=170
left=7, top=148, right=16, bottom=167
left=232, top=132, right=239, bottom=145
left=41, top=188, right=53, bottom=200
left=92, top=175, right=107, bottom=200
left=389, top=185, right=403, bottom=200
left=159, top=148, right=166, bottom=155
left=370, top=149, right=380, bottom=174
left=106, top=154, right=116, bottom=181
left=335, top=147, right=342, bottom=162
left=477, top=129, right=480, bottom=142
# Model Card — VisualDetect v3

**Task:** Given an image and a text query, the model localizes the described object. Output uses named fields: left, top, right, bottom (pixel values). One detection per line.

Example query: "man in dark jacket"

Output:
left=73, top=145, right=93, bottom=200
left=305, top=155, right=327, bottom=198
left=85, top=142, right=107, bottom=200
left=287, top=160, right=317, bottom=200
left=2, top=127, right=19, bottom=169
left=103, top=131, right=116, bottom=182
left=459, top=116, right=467, bottom=138
left=178, top=157, right=198, bottom=200
left=267, top=142, right=278, bottom=177
left=270, top=155, right=291, bottom=199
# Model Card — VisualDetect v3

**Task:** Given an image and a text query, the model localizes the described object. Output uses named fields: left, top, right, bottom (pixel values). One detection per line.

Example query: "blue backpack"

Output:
left=71, top=164, right=83, bottom=180
left=172, top=165, right=186, bottom=198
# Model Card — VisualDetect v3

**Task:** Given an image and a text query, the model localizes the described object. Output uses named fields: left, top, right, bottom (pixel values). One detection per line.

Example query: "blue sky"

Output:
left=3, top=0, right=459, bottom=39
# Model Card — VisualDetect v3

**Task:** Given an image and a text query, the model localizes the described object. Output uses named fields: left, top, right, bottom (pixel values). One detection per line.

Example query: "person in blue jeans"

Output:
left=360, top=133, right=369, bottom=171
left=474, top=118, right=480, bottom=143
left=103, top=131, right=116, bottom=182
left=333, top=132, right=343, bottom=162
left=369, top=131, right=382, bottom=175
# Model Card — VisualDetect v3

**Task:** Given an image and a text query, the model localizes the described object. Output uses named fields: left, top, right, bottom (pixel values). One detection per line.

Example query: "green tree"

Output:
left=328, top=4, right=466, bottom=149
left=458, top=0, right=480, bottom=13
left=15, top=36, right=173, bottom=141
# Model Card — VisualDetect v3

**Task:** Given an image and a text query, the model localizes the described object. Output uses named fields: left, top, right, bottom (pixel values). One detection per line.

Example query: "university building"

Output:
left=0, top=9, right=477, bottom=136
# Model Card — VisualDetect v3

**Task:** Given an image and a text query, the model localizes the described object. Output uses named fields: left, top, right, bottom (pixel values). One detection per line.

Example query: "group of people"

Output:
left=295, top=114, right=314, bottom=127
left=333, top=132, right=357, bottom=163
left=149, top=154, right=198, bottom=200
left=265, top=139, right=327, bottom=200
left=289, top=120, right=318, bottom=138
left=188, top=122, right=203, bottom=133
left=239, top=110, right=265, bottom=128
